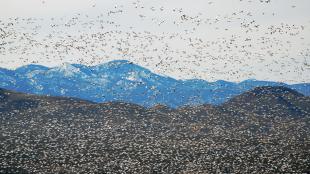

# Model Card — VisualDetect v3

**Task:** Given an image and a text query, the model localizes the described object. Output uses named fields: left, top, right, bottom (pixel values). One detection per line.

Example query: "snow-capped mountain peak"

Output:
left=48, top=62, right=81, bottom=77
left=0, top=60, right=309, bottom=108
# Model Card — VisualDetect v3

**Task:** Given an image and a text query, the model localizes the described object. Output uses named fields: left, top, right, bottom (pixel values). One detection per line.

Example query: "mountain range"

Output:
left=1, top=59, right=309, bottom=108
left=2, top=85, right=309, bottom=117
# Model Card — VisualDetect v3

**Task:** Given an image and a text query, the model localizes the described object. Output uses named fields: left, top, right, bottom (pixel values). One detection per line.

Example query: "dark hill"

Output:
left=221, top=86, right=310, bottom=117
left=0, top=88, right=92, bottom=113
left=0, top=87, right=309, bottom=173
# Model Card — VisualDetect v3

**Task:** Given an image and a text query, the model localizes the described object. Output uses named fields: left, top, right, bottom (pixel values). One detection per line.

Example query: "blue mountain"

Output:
left=0, top=60, right=309, bottom=108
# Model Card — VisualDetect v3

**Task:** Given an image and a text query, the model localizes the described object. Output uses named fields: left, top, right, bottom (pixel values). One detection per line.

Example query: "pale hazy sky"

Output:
left=0, top=0, right=310, bottom=83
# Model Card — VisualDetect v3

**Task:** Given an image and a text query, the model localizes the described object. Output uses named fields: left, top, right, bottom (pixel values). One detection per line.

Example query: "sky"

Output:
left=0, top=0, right=310, bottom=83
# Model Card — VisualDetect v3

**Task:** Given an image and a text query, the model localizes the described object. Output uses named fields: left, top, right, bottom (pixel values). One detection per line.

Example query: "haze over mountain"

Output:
left=0, top=60, right=309, bottom=108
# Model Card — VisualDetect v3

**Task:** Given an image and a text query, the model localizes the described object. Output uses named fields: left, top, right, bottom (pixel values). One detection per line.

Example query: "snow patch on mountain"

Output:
left=0, top=60, right=309, bottom=108
left=48, top=63, right=81, bottom=77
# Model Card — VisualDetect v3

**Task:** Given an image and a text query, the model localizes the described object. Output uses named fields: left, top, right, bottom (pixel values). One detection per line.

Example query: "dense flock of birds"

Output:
left=0, top=0, right=309, bottom=82
left=0, top=87, right=310, bottom=173
left=1, top=0, right=310, bottom=173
